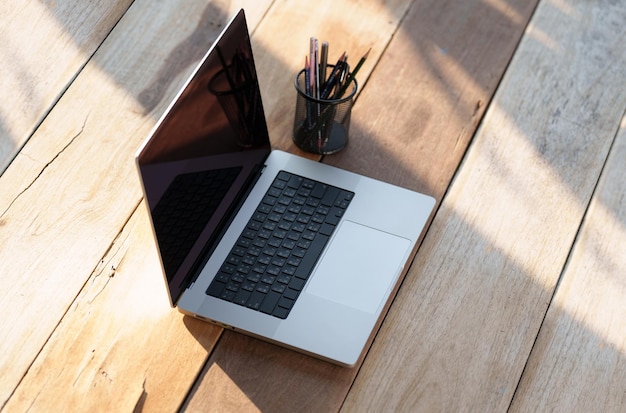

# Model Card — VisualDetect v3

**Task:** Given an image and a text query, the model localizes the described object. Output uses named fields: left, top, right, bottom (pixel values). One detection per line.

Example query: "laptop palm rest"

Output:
left=305, top=220, right=410, bottom=314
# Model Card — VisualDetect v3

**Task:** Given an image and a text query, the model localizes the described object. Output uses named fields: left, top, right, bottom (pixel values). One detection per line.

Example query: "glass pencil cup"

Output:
left=292, top=68, right=357, bottom=154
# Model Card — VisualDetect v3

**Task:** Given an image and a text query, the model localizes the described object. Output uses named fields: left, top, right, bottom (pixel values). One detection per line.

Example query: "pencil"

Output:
left=304, top=56, right=313, bottom=128
left=336, top=48, right=370, bottom=98
left=320, top=41, right=329, bottom=85
left=309, top=37, right=316, bottom=98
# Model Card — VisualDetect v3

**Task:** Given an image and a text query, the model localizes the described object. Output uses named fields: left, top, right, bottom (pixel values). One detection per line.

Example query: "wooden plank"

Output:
left=182, top=0, right=538, bottom=411
left=342, top=0, right=626, bottom=410
left=0, top=0, right=134, bottom=173
left=3, top=204, right=222, bottom=412
left=0, top=0, right=271, bottom=408
left=509, top=113, right=626, bottom=412
left=184, top=331, right=356, bottom=412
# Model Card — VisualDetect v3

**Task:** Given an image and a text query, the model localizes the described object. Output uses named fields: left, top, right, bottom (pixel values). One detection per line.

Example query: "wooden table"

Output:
left=1, top=0, right=624, bottom=411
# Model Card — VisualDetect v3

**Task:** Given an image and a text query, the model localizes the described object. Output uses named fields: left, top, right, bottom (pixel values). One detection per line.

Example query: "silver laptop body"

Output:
left=135, top=10, right=434, bottom=366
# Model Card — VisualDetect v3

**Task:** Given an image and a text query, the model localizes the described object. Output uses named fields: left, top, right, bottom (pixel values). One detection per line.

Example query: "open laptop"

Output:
left=135, top=9, right=434, bottom=366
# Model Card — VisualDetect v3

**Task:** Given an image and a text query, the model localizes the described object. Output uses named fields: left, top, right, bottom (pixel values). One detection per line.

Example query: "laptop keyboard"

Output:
left=206, top=170, right=354, bottom=319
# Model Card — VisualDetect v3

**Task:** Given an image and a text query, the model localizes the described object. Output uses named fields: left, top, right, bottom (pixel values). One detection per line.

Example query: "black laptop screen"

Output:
left=137, top=10, right=270, bottom=303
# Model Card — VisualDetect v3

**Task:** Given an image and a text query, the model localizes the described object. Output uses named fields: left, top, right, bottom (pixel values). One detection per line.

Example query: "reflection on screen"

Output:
left=137, top=11, right=271, bottom=302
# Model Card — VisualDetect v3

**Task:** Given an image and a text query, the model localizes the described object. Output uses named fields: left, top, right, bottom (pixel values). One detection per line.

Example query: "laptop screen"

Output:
left=136, top=10, right=270, bottom=303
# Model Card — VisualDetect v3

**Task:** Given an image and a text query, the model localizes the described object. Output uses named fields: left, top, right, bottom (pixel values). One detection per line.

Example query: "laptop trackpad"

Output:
left=305, top=221, right=411, bottom=314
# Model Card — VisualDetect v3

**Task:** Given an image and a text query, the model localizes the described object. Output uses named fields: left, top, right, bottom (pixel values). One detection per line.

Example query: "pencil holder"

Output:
left=293, top=68, right=357, bottom=154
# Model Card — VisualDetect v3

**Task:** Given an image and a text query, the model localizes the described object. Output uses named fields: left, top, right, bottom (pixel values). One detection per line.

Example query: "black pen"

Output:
left=336, top=48, right=370, bottom=98
left=320, top=41, right=329, bottom=85
left=333, top=62, right=350, bottom=99
left=320, top=52, right=347, bottom=99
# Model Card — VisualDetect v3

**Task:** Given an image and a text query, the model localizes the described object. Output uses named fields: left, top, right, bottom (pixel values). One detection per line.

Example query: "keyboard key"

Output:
left=252, top=212, right=267, bottom=222
left=311, top=183, right=327, bottom=198
left=302, top=179, right=315, bottom=190
left=268, top=187, right=281, bottom=197
left=220, top=264, right=235, bottom=275
left=282, top=239, right=296, bottom=250
left=234, top=290, right=251, bottom=306
left=220, top=290, right=236, bottom=301
left=261, top=274, right=276, bottom=284
left=288, top=175, right=303, bottom=188
left=231, top=273, right=245, bottom=283
left=260, top=291, right=281, bottom=314
left=258, top=254, right=271, bottom=265
left=282, top=266, right=296, bottom=276
left=301, top=205, right=315, bottom=215
left=289, top=277, right=305, bottom=291
left=262, top=195, right=277, bottom=206
left=226, top=255, right=241, bottom=265
left=263, top=246, right=277, bottom=256
left=287, top=257, right=301, bottom=267
left=247, top=273, right=261, bottom=283
left=237, top=264, right=250, bottom=275
left=319, top=223, right=335, bottom=236
left=226, top=282, right=240, bottom=292
left=206, top=281, right=225, bottom=297
left=278, top=296, right=295, bottom=310
left=294, top=233, right=329, bottom=280
left=242, top=229, right=256, bottom=239
left=271, top=257, right=286, bottom=266
left=237, top=237, right=252, bottom=248
left=273, top=306, right=289, bottom=319
left=321, top=187, right=339, bottom=206
left=284, top=288, right=299, bottom=300
left=241, top=280, right=256, bottom=292
left=232, top=246, right=246, bottom=256
left=277, top=274, right=291, bottom=284
left=247, top=291, right=267, bottom=309
left=267, top=266, right=281, bottom=276
left=273, top=179, right=287, bottom=190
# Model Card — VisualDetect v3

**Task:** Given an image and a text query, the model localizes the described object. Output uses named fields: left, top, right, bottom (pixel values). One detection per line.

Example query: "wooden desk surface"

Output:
left=1, top=0, right=624, bottom=411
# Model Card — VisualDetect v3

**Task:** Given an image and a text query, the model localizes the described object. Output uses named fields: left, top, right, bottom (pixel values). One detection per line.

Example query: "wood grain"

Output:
left=509, top=113, right=626, bottom=412
left=0, top=0, right=134, bottom=173
left=0, top=0, right=271, bottom=408
left=342, top=0, right=626, bottom=410
left=325, top=0, right=538, bottom=196
left=183, top=331, right=356, bottom=412
left=3, top=204, right=222, bottom=412
left=182, top=0, right=538, bottom=411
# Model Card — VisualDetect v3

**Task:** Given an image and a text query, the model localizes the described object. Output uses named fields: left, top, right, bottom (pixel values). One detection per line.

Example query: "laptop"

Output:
left=135, top=9, right=434, bottom=366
